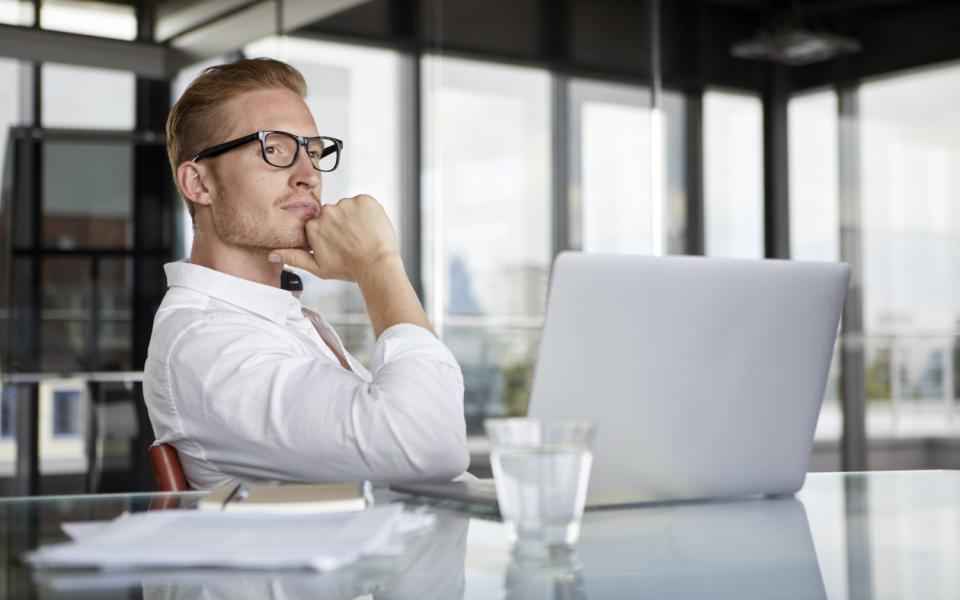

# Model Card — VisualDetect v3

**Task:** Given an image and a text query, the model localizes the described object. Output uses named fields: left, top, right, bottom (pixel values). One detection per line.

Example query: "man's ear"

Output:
left=177, top=162, right=214, bottom=208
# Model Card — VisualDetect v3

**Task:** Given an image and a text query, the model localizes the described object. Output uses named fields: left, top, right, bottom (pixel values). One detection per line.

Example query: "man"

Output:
left=143, top=58, right=469, bottom=489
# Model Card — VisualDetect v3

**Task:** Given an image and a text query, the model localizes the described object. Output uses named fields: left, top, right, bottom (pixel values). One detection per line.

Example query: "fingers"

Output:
left=268, top=248, right=321, bottom=278
left=278, top=194, right=393, bottom=283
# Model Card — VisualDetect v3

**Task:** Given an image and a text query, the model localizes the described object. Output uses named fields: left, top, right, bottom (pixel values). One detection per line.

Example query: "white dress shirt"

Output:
left=143, top=261, right=469, bottom=490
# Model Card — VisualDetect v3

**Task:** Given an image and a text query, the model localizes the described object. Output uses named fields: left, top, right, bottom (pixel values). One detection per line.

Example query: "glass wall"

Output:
left=0, top=0, right=32, bottom=26
left=567, top=81, right=686, bottom=255
left=41, top=63, right=136, bottom=129
left=39, top=0, right=136, bottom=40
left=422, top=55, right=552, bottom=432
left=0, top=0, right=168, bottom=490
left=859, top=62, right=960, bottom=437
left=19, top=0, right=960, bottom=482
left=0, top=56, right=25, bottom=480
left=789, top=89, right=841, bottom=443
left=569, top=79, right=653, bottom=253
left=789, top=90, right=839, bottom=263
left=704, top=89, right=763, bottom=259
left=42, top=140, right=133, bottom=250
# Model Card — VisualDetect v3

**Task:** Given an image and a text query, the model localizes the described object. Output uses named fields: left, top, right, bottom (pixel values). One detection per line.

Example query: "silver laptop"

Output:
left=393, top=252, right=850, bottom=507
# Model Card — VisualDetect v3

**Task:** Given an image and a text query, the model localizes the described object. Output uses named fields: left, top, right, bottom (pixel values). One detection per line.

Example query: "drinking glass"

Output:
left=485, top=418, right=595, bottom=552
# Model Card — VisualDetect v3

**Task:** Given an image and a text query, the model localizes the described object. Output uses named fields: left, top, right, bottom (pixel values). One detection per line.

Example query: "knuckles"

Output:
left=307, top=194, right=382, bottom=232
left=342, top=194, right=378, bottom=208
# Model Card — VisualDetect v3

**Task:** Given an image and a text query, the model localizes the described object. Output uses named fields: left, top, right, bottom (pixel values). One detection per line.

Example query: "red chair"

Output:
left=149, top=443, right=190, bottom=492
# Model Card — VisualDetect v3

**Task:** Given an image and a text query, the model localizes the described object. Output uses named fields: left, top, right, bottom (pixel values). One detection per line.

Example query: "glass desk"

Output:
left=1, top=470, right=958, bottom=599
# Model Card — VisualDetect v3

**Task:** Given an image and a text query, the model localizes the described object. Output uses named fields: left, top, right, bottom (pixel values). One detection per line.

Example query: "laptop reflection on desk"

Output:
left=575, top=496, right=826, bottom=599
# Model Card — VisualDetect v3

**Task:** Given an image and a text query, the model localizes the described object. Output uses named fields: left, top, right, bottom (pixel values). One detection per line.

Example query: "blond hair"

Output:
left=165, top=58, right=308, bottom=219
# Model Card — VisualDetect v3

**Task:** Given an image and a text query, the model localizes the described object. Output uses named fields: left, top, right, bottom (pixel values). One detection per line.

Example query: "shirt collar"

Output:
left=164, top=260, right=299, bottom=324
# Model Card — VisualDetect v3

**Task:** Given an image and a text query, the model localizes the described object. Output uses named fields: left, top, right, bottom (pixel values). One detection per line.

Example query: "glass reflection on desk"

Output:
left=5, top=472, right=960, bottom=599
left=504, top=546, right=586, bottom=599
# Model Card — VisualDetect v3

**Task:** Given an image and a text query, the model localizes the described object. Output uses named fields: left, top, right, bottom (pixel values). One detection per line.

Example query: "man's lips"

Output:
left=280, top=201, right=319, bottom=218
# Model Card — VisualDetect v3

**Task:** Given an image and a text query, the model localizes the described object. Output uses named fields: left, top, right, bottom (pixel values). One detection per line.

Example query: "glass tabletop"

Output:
left=1, top=470, right=958, bottom=599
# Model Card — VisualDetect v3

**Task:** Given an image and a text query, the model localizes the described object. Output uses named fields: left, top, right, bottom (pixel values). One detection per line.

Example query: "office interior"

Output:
left=0, top=0, right=958, bottom=497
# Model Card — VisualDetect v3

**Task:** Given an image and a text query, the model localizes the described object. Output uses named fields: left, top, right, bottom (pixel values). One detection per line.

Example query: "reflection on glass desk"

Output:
left=1, top=470, right=958, bottom=599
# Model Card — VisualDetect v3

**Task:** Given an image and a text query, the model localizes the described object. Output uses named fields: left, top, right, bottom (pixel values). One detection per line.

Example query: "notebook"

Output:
left=197, top=482, right=368, bottom=514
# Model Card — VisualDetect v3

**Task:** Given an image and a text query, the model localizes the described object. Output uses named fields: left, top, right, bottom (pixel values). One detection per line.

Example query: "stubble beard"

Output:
left=209, top=180, right=307, bottom=252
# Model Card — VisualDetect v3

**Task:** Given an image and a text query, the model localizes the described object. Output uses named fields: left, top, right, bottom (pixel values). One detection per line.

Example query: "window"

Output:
left=40, top=257, right=91, bottom=371
left=52, top=389, right=82, bottom=436
left=568, top=79, right=686, bottom=254
left=0, top=57, right=26, bottom=344
left=41, top=63, right=135, bottom=129
left=97, top=257, right=133, bottom=370
left=0, top=386, right=15, bottom=438
left=42, top=140, right=133, bottom=249
left=0, top=385, right=14, bottom=477
left=38, top=379, right=87, bottom=474
left=789, top=90, right=842, bottom=443
left=704, top=89, right=763, bottom=258
left=0, top=0, right=33, bottom=26
left=789, top=90, right=839, bottom=263
left=40, top=0, right=136, bottom=40
left=860, top=63, right=960, bottom=437
left=570, top=79, right=652, bottom=253
left=422, top=55, right=551, bottom=432
left=0, top=54, right=18, bottom=480
left=662, top=91, right=688, bottom=255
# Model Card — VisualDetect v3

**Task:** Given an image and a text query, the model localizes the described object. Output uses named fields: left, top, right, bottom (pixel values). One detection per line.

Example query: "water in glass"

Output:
left=491, top=445, right=593, bottom=548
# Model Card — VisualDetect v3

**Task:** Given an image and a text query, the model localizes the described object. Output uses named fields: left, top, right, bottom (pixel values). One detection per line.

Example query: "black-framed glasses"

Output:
left=193, top=131, right=343, bottom=172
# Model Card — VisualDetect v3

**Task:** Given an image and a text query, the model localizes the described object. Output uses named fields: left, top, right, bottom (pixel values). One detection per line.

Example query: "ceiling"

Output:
left=9, top=0, right=957, bottom=88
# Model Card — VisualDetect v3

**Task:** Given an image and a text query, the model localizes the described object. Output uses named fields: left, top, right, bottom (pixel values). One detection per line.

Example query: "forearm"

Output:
left=356, top=253, right=435, bottom=339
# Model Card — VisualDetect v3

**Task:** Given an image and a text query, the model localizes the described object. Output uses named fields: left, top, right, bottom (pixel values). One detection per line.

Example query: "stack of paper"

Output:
left=25, top=504, right=434, bottom=572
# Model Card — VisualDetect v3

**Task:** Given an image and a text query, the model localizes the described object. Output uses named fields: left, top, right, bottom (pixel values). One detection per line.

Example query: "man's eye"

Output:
left=307, top=149, right=319, bottom=159
left=265, top=145, right=286, bottom=155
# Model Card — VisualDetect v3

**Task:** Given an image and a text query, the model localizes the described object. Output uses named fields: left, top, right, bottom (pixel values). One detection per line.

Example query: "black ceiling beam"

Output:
left=661, top=1, right=769, bottom=92
left=299, top=0, right=771, bottom=93
left=295, top=0, right=960, bottom=95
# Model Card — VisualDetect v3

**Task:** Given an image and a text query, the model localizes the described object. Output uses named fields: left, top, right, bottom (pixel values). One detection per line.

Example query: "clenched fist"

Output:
left=270, top=194, right=432, bottom=338
left=270, top=194, right=399, bottom=282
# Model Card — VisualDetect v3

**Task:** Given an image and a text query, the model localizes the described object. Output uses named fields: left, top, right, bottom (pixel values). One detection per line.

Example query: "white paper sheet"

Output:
left=26, top=504, right=435, bottom=572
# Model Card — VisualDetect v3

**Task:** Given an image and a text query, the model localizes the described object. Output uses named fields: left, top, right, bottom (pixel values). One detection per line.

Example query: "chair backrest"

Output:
left=149, top=443, right=189, bottom=492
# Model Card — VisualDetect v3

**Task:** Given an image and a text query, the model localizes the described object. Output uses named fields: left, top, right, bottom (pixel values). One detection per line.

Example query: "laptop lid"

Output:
left=528, top=252, right=850, bottom=506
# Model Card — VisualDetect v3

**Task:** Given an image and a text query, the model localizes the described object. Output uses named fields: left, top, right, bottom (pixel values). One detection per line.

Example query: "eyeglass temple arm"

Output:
left=193, top=133, right=261, bottom=162
left=318, top=140, right=342, bottom=159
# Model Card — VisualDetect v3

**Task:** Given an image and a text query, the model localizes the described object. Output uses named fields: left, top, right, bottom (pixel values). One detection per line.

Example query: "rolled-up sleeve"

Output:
left=165, top=317, right=469, bottom=486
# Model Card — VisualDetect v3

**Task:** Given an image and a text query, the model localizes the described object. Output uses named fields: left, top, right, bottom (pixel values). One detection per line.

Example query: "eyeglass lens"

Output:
left=263, top=132, right=339, bottom=172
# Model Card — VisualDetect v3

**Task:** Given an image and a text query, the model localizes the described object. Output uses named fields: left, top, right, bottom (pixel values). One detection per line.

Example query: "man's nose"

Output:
left=291, top=145, right=321, bottom=188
